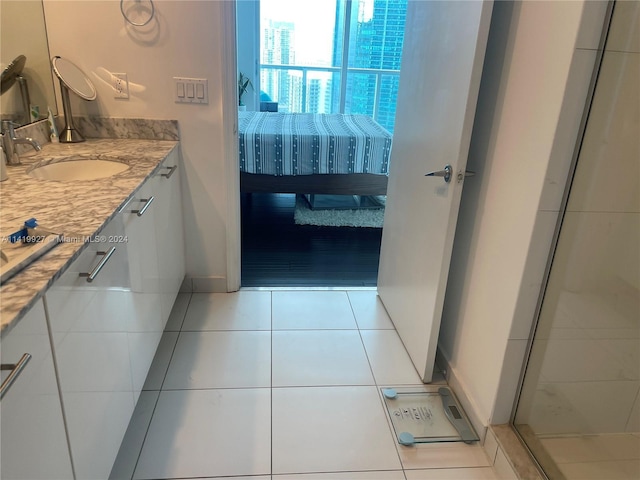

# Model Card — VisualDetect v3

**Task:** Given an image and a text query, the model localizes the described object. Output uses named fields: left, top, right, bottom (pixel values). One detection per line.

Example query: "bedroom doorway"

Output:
left=237, top=0, right=406, bottom=287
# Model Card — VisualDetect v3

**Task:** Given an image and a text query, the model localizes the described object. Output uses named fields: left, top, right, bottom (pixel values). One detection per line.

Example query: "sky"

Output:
left=260, top=0, right=375, bottom=66
left=261, top=0, right=337, bottom=65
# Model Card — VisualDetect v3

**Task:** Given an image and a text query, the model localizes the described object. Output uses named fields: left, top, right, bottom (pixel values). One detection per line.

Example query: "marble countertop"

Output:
left=0, top=138, right=179, bottom=336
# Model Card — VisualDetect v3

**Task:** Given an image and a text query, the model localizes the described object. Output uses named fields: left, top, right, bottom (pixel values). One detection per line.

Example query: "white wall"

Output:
left=43, top=0, right=239, bottom=291
left=439, top=0, right=607, bottom=425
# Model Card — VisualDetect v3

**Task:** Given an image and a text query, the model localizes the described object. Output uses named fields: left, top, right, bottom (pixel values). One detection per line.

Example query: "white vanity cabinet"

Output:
left=43, top=152, right=185, bottom=480
left=45, top=217, right=138, bottom=480
left=0, top=299, right=74, bottom=480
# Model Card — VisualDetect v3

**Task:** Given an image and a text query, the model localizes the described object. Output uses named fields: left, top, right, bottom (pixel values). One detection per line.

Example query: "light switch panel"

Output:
left=173, top=77, right=208, bottom=104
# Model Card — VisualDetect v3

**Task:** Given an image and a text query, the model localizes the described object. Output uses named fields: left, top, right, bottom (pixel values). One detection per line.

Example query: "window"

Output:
left=258, top=0, right=407, bottom=132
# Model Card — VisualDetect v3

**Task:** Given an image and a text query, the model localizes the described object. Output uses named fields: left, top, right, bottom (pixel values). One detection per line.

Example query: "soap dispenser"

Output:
left=0, top=144, right=8, bottom=182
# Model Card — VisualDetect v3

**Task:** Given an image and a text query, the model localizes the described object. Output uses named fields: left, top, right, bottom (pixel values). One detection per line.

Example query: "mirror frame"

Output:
left=51, top=56, right=97, bottom=101
left=50, top=56, right=96, bottom=143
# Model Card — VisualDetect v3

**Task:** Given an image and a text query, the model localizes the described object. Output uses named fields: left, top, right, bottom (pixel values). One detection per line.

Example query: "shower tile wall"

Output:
left=489, top=1, right=610, bottom=426
left=515, top=2, right=639, bottom=478
left=519, top=1, right=639, bottom=435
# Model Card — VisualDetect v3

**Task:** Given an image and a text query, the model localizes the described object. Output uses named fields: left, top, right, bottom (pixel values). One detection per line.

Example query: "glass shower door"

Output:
left=513, top=2, right=640, bottom=479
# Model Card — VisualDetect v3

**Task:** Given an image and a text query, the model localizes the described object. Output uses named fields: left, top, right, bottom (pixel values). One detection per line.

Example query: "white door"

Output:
left=378, top=0, right=492, bottom=382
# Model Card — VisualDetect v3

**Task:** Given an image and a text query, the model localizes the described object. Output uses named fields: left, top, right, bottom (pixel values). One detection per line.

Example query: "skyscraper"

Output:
left=261, top=20, right=296, bottom=112
left=343, top=0, right=407, bottom=132
left=260, top=0, right=406, bottom=129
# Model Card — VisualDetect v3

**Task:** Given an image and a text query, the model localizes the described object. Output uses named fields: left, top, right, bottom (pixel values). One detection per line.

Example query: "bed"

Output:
left=239, top=112, right=392, bottom=195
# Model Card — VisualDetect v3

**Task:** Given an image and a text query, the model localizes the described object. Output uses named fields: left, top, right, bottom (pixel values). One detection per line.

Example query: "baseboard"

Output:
left=436, top=347, right=487, bottom=444
left=184, top=276, right=228, bottom=293
left=179, top=277, right=192, bottom=293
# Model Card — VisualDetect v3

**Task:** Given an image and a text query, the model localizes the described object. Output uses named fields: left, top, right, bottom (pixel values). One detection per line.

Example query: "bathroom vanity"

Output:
left=0, top=135, right=185, bottom=479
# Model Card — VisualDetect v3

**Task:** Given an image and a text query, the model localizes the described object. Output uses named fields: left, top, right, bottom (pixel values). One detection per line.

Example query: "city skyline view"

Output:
left=259, top=0, right=408, bottom=132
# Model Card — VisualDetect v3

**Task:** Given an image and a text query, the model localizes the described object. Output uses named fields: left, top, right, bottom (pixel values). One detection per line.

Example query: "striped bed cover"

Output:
left=239, top=112, right=392, bottom=176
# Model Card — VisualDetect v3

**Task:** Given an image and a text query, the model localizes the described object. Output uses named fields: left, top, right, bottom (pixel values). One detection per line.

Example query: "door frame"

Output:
left=222, top=0, right=242, bottom=292
left=223, top=0, right=493, bottom=295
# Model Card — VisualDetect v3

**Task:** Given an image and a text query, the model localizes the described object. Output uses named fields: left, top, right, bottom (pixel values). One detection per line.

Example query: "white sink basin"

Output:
left=28, top=158, right=130, bottom=181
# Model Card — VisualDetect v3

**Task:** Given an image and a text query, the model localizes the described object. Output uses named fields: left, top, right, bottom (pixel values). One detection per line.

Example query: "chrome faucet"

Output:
left=1, top=120, right=42, bottom=165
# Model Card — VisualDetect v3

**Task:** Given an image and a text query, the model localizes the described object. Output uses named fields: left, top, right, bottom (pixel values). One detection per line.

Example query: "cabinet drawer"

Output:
left=50, top=216, right=131, bottom=291
left=1, top=300, right=74, bottom=480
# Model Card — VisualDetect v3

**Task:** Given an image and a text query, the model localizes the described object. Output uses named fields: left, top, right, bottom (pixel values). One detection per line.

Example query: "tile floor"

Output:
left=110, top=290, right=498, bottom=480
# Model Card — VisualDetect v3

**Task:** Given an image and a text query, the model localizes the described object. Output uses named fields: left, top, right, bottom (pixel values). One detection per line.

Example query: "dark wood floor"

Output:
left=241, top=193, right=382, bottom=287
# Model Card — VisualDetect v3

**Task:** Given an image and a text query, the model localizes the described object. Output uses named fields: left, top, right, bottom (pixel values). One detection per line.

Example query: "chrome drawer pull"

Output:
left=132, top=196, right=155, bottom=217
left=1, top=353, right=32, bottom=400
left=161, top=165, right=177, bottom=179
left=79, top=247, right=116, bottom=283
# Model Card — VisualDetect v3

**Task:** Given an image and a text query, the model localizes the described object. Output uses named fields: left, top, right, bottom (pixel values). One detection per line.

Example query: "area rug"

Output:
left=294, top=195, right=385, bottom=228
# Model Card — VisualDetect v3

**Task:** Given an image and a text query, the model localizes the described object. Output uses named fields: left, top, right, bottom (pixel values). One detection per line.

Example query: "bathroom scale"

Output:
left=381, top=386, right=479, bottom=445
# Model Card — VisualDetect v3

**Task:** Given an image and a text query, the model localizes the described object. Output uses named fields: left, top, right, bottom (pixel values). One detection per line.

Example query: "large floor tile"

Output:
left=397, top=442, right=492, bottom=470
left=163, top=293, right=191, bottom=331
left=275, top=472, right=405, bottom=480
left=133, top=389, right=271, bottom=479
left=272, top=330, right=374, bottom=386
left=360, top=330, right=423, bottom=385
left=163, top=331, right=271, bottom=389
left=347, top=291, right=395, bottom=329
left=272, top=386, right=402, bottom=474
left=405, top=467, right=497, bottom=479
left=181, top=291, right=272, bottom=330
left=272, top=291, right=357, bottom=329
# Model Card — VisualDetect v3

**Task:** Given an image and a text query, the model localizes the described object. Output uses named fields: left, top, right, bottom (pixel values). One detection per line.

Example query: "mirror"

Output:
left=51, top=56, right=97, bottom=143
left=52, top=57, right=97, bottom=101
left=0, top=0, right=57, bottom=127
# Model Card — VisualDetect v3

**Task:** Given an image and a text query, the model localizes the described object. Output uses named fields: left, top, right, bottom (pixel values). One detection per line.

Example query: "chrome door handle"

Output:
left=426, top=165, right=476, bottom=184
left=425, top=164, right=453, bottom=183
left=1, top=353, right=32, bottom=400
